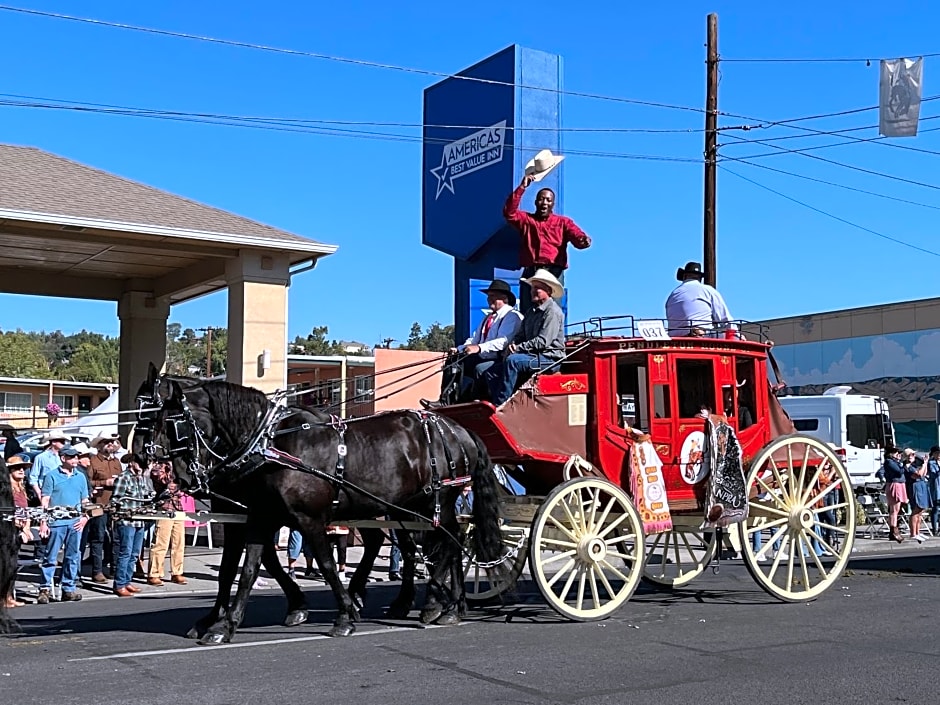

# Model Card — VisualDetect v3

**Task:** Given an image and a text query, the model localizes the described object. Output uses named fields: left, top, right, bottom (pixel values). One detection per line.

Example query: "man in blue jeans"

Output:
left=110, top=453, right=155, bottom=597
left=37, top=446, right=89, bottom=604
left=485, top=268, right=566, bottom=406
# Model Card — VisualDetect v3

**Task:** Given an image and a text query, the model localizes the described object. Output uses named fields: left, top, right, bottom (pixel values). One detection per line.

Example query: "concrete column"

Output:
left=226, top=251, right=290, bottom=394
left=118, top=291, right=170, bottom=441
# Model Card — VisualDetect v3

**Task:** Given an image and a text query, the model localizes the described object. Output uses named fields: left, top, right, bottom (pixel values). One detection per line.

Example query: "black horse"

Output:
left=0, top=456, right=21, bottom=635
left=135, top=365, right=505, bottom=644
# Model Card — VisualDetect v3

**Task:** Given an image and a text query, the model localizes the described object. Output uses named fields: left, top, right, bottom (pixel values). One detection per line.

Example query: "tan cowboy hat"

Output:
left=524, top=149, right=564, bottom=182
left=6, top=454, right=31, bottom=468
left=91, top=432, right=120, bottom=446
left=521, top=268, right=564, bottom=299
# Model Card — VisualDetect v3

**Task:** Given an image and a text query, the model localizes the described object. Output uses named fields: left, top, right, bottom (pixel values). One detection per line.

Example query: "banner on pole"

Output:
left=880, top=58, right=924, bottom=137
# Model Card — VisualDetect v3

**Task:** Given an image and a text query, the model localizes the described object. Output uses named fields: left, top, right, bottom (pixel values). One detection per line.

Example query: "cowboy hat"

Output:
left=524, top=149, right=564, bottom=182
left=43, top=429, right=68, bottom=444
left=521, top=268, right=564, bottom=299
left=6, top=454, right=31, bottom=468
left=71, top=442, right=97, bottom=457
left=676, top=261, right=704, bottom=281
left=91, top=432, right=120, bottom=446
left=480, top=279, right=516, bottom=307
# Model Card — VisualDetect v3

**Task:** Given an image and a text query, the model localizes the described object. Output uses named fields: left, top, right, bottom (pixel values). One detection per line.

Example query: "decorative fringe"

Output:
left=630, top=440, right=673, bottom=534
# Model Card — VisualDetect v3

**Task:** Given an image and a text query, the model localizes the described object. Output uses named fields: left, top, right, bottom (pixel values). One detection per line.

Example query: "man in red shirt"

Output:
left=503, top=158, right=591, bottom=313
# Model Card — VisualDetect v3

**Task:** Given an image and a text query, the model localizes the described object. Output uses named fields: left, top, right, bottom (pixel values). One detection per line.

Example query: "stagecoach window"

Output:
left=735, top=358, right=757, bottom=426
left=653, top=384, right=671, bottom=419
left=616, top=359, right=649, bottom=429
left=675, top=359, right=715, bottom=417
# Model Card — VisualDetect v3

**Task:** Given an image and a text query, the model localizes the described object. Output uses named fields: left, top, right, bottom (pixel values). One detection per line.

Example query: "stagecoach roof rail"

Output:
left=564, top=315, right=771, bottom=343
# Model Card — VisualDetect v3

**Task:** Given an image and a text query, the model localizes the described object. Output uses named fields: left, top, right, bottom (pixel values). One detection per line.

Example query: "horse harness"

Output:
left=139, top=380, right=471, bottom=526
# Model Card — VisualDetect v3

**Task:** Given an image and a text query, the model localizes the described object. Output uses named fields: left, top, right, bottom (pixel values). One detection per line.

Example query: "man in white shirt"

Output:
left=665, top=261, right=735, bottom=336
left=423, top=279, right=523, bottom=406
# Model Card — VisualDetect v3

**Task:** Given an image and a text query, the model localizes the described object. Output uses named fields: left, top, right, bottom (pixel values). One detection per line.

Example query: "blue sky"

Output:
left=0, top=1, right=939, bottom=345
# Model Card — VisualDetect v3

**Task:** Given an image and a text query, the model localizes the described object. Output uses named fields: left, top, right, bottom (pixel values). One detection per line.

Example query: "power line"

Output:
left=719, top=122, right=940, bottom=159
left=718, top=154, right=940, bottom=211
left=0, top=95, right=701, bottom=163
left=718, top=129, right=940, bottom=192
left=720, top=165, right=940, bottom=258
left=721, top=53, right=940, bottom=64
left=0, top=92, right=703, bottom=135
left=0, top=5, right=707, bottom=115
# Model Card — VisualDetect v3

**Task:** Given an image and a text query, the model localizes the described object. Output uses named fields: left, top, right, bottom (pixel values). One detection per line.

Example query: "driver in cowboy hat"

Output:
left=665, top=261, right=735, bottom=337
left=484, top=269, right=566, bottom=406
left=503, top=149, right=590, bottom=314
left=423, top=279, right=524, bottom=407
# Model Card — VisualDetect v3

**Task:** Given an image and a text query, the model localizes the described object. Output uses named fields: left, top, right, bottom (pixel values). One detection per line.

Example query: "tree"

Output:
left=61, top=339, right=119, bottom=382
left=290, top=326, right=347, bottom=356
left=0, top=331, right=50, bottom=377
left=401, top=322, right=455, bottom=352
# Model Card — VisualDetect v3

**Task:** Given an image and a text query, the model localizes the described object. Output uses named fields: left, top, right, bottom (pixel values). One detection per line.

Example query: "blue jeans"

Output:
left=41, top=524, right=84, bottom=592
left=459, top=355, right=496, bottom=399
left=115, top=524, right=146, bottom=588
left=287, top=530, right=303, bottom=561
left=485, top=353, right=559, bottom=406
left=388, top=528, right=401, bottom=575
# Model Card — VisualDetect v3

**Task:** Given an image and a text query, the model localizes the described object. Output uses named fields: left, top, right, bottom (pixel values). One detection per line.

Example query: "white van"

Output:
left=778, top=385, right=895, bottom=490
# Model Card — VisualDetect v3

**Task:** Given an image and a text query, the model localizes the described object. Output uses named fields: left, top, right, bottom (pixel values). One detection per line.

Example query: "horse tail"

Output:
left=467, top=430, right=505, bottom=568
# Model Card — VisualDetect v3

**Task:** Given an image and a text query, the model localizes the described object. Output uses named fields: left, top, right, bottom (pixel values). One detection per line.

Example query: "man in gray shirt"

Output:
left=485, top=269, right=566, bottom=406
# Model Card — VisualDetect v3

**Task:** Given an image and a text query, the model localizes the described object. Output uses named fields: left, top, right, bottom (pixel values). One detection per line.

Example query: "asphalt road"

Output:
left=3, top=549, right=939, bottom=705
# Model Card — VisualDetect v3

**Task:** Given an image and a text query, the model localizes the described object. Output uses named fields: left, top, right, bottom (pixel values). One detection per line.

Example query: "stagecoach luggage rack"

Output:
left=564, top=315, right=771, bottom=342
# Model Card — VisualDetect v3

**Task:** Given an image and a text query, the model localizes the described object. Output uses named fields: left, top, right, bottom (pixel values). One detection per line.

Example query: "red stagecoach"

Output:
left=437, top=316, right=856, bottom=621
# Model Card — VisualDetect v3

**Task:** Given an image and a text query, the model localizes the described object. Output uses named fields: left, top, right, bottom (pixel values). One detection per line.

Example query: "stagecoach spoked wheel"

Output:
left=641, top=526, right=718, bottom=589
left=528, top=476, right=644, bottom=621
left=462, top=524, right=529, bottom=603
left=737, top=433, right=856, bottom=602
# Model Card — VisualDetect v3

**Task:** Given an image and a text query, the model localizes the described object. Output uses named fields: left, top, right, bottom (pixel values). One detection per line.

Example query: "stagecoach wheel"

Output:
left=737, top=433, right=856, bottom=602
left=528, top=477, right=644, bottom=621
left=641, top=527, right=718, bottom=589
left=462, top=525, right=529, bottom=603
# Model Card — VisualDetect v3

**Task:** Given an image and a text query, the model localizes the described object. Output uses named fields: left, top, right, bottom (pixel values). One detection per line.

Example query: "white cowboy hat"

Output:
left=71, top=442, right=97, bottom=457
left=524, top=149, right=564, bottom=182
left=521, top=268, right=564, bottom=299
left=43, top=429, right=68, bottom=444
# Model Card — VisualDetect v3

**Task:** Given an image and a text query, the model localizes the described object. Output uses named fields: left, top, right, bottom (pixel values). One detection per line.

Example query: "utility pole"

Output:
left=197, top=326, right=215, bottom=377
left=703, top=12, right=719, bottom=287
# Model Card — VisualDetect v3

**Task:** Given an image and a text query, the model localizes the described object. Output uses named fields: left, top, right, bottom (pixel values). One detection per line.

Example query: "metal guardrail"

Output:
left=564, top=315, right=772, bottom=343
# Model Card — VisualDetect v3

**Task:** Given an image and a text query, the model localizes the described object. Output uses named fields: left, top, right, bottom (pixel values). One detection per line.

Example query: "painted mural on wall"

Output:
left=772, top=328, right=940, bottom=450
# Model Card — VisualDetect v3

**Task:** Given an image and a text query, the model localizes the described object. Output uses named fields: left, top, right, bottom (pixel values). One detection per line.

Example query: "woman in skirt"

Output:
left=882, top=446, right=907, bottom=544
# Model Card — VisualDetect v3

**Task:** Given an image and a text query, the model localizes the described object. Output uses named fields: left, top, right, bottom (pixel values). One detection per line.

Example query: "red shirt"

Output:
left=503, top=186, right=591, bottom=269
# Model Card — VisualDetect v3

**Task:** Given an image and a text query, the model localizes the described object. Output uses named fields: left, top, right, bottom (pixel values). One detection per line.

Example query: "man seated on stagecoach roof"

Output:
left=665, top=261, right=735, bottom=337
left=504, top=150, right=591, bottom=314
left=484, top=269, right=566, bottom=407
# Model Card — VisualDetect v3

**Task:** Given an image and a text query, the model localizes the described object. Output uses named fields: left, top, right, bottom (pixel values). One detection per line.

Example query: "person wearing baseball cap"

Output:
left=35, top=446, right=90, bottom=604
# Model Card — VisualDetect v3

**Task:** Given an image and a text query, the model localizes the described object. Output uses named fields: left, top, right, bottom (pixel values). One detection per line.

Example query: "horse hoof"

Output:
left=386, top=604, right=412, bottom=620
left=284, top=610, right=308, bottom=628
left=184, top=627, right=202, bottom=640
left=328, top=623, right=356, bottom=638
left=435, top=613, right=460, bottom=626
left=419, top=605, right=443, bottom=625
left=198, top=632, right=230, bottom=646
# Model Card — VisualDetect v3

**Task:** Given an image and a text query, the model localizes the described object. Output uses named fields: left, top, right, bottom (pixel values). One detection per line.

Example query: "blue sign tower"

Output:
left=422, top=45, right=564, bottom=342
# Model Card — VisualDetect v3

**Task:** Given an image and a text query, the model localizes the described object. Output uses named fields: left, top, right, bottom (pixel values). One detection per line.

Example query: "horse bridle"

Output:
left=135, top=377, right=220, bottom=496
left=135, top=375, right=300, bottom=498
